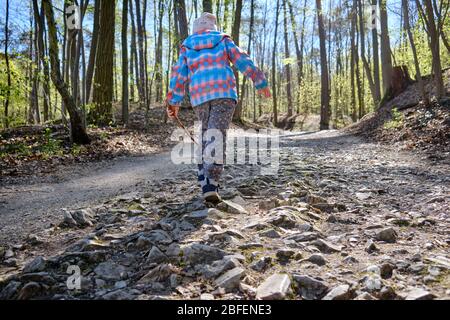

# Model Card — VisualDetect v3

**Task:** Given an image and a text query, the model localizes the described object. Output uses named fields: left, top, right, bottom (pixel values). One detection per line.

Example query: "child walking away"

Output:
left=166, top=12, right=271, bottom=204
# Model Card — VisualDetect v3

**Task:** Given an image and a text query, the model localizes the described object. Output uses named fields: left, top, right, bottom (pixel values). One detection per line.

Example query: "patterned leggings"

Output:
left=194, top=99, right=236, bottom=183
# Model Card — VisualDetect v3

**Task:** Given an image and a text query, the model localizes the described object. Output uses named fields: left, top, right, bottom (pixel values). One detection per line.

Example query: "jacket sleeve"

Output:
left=224, top=37, right=268, bottom=90
left=166, top=47, right=189, bottom=106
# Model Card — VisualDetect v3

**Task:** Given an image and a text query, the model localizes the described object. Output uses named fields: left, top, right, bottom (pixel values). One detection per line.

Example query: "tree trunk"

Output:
left=288, top=0, right=307, bottom=114
left=122, top=0, right=129, bottom=124
left=389, top=66, right=412, bottom=97
left=43, top=0, right=90, bottom=144
left=235, top=0, right=255, bottom=121
left=419, top=0, right=444, bottom=99
left=3, top=0, right=11, bottom=128
left=283, top=0, right=294, bottom=117
left=27, top=4, right=33, bottom=124
left=354, top=0, right=364, bottom=119
left=32, top=0, right=51, bottom=122
left=371, top=0, right=381, bottom=104
left=129, top=3, right=135, bottom=103
left=32, top=16, right=41, bottom=124
left=91, top=0, right=116, bottom=125
left=154, top=0, right=165, bottom=103
left=80, top=31, right=87, bottom=121
left=175, top=0, right=189, bottom=43
left=316, top=0, right=330, bottom=130
left=257, top=0, right=269, bottom=118
left=143, top=0, right=150, bottom=106
left=166, top=2, right=173, bottom=99
left=135, top=0, right=147, bottom=105
left=358, top=0, right=377, bottom=107
left=86, top=0, right=100, bottom=103
left=272, top=0, right=281, bottom=126
left=379, top=0, right=393, bottom=96
left=129, top=0, right=139, bottom=103
left=350, top=0, right=358, bottom=122
left=402, top=0, right=428, bottom=104
left=231, top=0, right=243, bottom=122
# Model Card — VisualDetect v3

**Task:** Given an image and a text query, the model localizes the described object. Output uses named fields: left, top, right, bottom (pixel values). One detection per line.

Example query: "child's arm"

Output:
left=166, top=47, right=189, bottom=106
left=224, top=37, right=268, bottom=90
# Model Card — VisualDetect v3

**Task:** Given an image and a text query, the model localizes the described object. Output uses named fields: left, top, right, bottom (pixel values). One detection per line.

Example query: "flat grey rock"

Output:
left=256, top=274, right=291, bottom=300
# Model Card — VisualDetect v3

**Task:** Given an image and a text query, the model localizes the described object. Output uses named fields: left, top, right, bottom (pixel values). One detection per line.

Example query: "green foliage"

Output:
left=0, top=57, right=30, bottom=128
left=0, top=141, right=32, bottom=158
left=40, top=128, right=63, bottom=157
left=70, top=144, right=85, bottom=156
left=384, top=108, right=404, bottom=130
left=396, top=24, right=450, bottom=81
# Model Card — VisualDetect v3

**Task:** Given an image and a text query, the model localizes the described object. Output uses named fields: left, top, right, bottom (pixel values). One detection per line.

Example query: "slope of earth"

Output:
left=0, top=130, right=448, bottom=300
left=347, top=69, right=450, bottom=161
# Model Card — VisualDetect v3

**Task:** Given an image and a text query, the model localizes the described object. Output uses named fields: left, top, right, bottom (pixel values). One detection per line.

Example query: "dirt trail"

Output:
left=0, top=130, right=449, bottom=300
left=0, top=152, right=179, bottom=245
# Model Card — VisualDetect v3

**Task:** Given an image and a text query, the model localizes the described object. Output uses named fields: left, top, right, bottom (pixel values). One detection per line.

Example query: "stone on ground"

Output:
left=256, top=274, right=291, bottom=300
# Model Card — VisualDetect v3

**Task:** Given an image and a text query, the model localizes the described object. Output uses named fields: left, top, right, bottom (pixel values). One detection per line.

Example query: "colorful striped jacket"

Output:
left=167, top=31, right=268, bottom=107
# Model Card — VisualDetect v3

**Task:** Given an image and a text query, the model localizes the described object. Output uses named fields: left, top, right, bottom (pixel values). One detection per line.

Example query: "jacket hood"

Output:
left=182, top=31, right=229, bottom=51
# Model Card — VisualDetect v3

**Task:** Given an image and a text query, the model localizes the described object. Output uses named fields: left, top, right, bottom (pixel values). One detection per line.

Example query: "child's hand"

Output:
left=167, top=105, right=180, bottom=119
left=258, top=87, right=271, bottom=98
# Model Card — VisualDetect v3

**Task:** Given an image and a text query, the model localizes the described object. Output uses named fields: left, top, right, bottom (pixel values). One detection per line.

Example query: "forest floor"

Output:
left=0, top=127, right=449, bottom=300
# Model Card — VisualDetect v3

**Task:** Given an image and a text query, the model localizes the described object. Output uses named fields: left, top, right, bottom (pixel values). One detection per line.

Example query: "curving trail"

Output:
left=0, top=152, right=178, bottom=245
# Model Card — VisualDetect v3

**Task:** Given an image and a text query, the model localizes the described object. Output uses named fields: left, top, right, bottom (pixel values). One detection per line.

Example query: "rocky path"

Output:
left=0, top=131, right=449, bottom=300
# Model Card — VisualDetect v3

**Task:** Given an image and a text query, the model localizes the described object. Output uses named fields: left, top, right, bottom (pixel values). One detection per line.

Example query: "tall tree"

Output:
left=129, top=0, right=139, bottom=102
left=154, top=0, right=165, bottom=102
left=379, top=0, right=393, bottom=96
left=402, top=0, right=428, bottom=104
left=42, top=0, right=90, bottom=144
left=416, top=0, right=444, bottom=99
left=235, top=0, right=255, bottom=121
left=27, top=2, right=39, bottom=124
left=257, top=0, right=269, bottom=118
left=288, top=0, right=307, bottom=113
left=32, top=0, right=51, bottom=122
left=283, top=0, right=294, bottom=117
left=3, top=0, right=11, bottom=128
left=350, top=0, right=358, bottom=121
left=30, top=10, right=41, bottom=124
left=231, top=0, right=243, bottom=121
left=91, top=0, right=116, bottom=125
left=175, top=0, right=189, bottom=43
left=316, top=0, right=330, bottom=130
left=135, top=0, right=147, bottom=105
left=358, top=0, right=377, bottom=106
left=371, top=0, right=381, bottom=104
left=122, top=0, right=129, bottom=124
left=86, top=0, right=100, bottom=103
left=27, top=4, right=34, bottom=124
left=142, top=0, right=150, bottom=106
left=272, top=0, right=281, bottom=126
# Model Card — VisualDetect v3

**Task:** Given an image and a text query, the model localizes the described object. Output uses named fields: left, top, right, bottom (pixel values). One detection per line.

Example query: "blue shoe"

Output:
left=202, top=178, right=221, bottom=203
